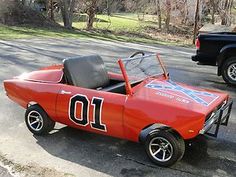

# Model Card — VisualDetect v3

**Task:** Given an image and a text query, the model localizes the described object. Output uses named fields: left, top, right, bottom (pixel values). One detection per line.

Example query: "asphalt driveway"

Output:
left=0, top=38, right=235, bottom=177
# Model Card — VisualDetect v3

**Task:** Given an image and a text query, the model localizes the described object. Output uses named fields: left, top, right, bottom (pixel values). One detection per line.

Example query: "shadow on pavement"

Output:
left=183, top=135, right=236, bottom=176
left=34, top=126, right=236, bottom=177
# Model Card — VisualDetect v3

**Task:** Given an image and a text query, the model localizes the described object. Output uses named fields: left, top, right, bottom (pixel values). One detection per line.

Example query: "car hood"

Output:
left=133, top=78, right=228, bottom=115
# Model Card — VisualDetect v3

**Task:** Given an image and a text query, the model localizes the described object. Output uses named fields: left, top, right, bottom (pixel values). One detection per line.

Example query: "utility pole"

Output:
left=193, top=0, right=200, bottom=44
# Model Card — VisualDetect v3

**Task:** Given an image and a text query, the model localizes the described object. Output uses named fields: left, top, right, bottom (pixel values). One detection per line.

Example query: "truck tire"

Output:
left=145, top=130, right=185, bottom=167
left=222, top=57, right=236, bottom=86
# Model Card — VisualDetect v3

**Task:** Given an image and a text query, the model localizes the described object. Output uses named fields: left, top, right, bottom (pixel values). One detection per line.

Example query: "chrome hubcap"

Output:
left=227, top=63, right=236, bottom=81
left=27, top=111, right=43, bottom=131
left=149, top=137, right=173, bottom=162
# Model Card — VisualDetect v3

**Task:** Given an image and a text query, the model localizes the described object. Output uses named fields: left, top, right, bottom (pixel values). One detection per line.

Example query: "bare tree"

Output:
left=193, top=0, right=200, bottom=44
left=219, top=0, right=234, bottom=26
left=59, top=0, right=76, bottom=29
left=47, top=0, right=54, bottom=21
left=83, top=0, right=98, bottom=30
left=209, top=0, right=219, bottom=24
left=155, top=0, right=161, bottom=29
left=182, top=0, right=189, bottom=24
left=21, top=0, right=26, bottom=5
left=172, top=0, right=189, bottom=25
left=165, top=0, right=171, bottom=31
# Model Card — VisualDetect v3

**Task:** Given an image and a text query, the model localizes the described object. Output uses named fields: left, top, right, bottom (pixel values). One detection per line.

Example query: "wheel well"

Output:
left=27, top=101, right=39, bottom=108
left=218, top=50, right=236, bottom=75
left=27, top=102, right=48, bottom=114
left=139, top=123, right=182, bottom=143
left=223, top=50, right=236, bottom=61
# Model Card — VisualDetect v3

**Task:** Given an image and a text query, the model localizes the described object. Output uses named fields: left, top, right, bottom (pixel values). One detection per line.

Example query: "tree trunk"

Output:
left=183, top=0, right=188, bottom=24
left=29, top=0, right=33, bottom=6
left=155, top=0, right=161, bottom=29
left=60, top=0, right=69, bottom=28
left=69, top=0, right=75, bottom=25
left=107, top=0, right=110, bottom=16
left=193, top=0, right=200, bottom=44
left=59, top=0, right=75, bottom=29
left=220, top=0, right=233, bottom=26
left=227, top=0, right=233, bottom=26
left=21, top=0, right=26, bottom=5
left=210, top=0, right=216, bottom=24
left=221, top=0, right=228, bottom=25
left=49, top=0, right=54, bottom=21
left=87, top=0, right=98, bottom=30
left=211, top=9, right=215, bottom=24
left=165, top=0, right=171, bottom=31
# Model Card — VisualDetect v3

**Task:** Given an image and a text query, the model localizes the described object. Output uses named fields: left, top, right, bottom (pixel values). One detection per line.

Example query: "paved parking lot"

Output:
left=0, top=38, right=235, bottom=177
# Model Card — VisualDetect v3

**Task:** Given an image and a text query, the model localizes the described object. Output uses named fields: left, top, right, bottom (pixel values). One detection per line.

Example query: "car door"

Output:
left=55, top=84, right=127, bottom=139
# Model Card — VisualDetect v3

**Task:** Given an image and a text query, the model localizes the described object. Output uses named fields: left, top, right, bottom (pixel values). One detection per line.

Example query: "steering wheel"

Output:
left=129, top=51, right=145, bottom=58
left=125, top=51, right=145, bottom=70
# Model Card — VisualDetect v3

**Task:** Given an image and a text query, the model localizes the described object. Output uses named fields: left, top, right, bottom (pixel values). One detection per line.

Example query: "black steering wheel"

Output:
left=129, top=51, right=145, bottom=58
left=125, top=51, right=145, bottom=70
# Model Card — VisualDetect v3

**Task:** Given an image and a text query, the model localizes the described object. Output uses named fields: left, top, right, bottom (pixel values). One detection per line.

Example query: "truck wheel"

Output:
left=222, top=57, right=236, bottom=85
left=145, top=130, right=185, bottom=167
left=25, top=105, right=55, bottom=135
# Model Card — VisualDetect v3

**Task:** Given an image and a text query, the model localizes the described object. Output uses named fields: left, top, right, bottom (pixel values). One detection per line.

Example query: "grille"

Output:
left=205, top=101, right=226, bottom=122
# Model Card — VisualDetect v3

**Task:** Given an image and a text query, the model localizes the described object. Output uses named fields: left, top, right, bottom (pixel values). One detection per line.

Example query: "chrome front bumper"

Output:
left=199, top=99, right=233, bottom=137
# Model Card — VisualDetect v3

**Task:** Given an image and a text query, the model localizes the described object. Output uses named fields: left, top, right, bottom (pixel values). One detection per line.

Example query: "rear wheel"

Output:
left=222, top=57, right=236, bottom=85
left=25, top=105, right=55, bottom=135
left=145, top=130, right=185, bottom=167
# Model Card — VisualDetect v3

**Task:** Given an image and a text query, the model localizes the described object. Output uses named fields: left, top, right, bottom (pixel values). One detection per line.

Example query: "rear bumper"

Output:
left=192, top=52, right=217, bottom=65
left=191, top=50, right=202, bottom=62
left=199, top=99, right=233, bottom=137
left=191, top=55, right=200, bottom=62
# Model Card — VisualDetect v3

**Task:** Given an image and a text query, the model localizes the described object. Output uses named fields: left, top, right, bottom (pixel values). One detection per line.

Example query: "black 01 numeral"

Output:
left=69, top=94, right=89, bottom=126
left=90, top=97, right=106, bottom=131
left=69, top=94, right=107, bottom=131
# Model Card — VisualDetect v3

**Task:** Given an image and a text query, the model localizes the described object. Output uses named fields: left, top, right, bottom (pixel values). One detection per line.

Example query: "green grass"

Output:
left=0, top=25, right=83, bottom=39
left=0, top=24, right=188, bottom=46
left=0, top=13, right=192, bottom=47
left=72, top=13, right=157, bottom=32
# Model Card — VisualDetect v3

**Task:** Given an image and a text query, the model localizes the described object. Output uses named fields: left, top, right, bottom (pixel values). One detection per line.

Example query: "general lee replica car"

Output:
left=4, top=52, right=233, bottom=167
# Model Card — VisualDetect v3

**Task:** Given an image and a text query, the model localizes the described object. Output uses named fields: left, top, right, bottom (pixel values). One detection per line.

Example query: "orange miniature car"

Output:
left=3, top=52, right=233, bottom=166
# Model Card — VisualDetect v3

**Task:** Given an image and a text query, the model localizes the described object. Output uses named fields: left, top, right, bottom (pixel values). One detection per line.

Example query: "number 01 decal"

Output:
left=69, top=94, right=107, bottom=132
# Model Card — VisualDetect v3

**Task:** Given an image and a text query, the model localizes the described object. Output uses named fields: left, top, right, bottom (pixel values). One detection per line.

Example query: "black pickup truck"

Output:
left=192, top=32, right=236, bottom=85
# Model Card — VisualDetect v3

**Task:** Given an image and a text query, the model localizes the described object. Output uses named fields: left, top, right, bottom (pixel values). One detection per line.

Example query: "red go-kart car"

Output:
left=3, top=52, right=233, bottom=166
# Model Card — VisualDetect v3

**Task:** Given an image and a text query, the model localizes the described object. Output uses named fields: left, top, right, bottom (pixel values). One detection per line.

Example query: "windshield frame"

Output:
left=118, top=53, right=169, bottom=95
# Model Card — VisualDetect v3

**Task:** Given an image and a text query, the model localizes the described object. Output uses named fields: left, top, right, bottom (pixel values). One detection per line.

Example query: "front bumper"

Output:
left=199, top=99, right=233, bottom=137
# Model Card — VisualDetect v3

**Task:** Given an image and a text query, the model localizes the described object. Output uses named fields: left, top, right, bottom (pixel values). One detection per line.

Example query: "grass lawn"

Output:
left=0, top=25, right=84, bottom=39
left=0, top=13, right=193, bottom=47
left=73, top=14, right=144, bottom=32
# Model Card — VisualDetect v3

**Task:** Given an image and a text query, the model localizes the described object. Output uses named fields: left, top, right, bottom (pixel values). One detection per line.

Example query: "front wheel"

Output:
left=145, top=130, right=185, bottom=167
left=25, top=105, right=55, bottom=135
left=222, top=57, right=236, bottom=85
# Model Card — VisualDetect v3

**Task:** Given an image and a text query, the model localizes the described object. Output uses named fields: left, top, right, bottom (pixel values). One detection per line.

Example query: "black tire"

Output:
left=172, top=131, right=185, bottom=161
left=145, top=130, right=185, bottom=167
left=222, top=57, right=236, bottom=85
left=25, top=105, right=55, bottom=135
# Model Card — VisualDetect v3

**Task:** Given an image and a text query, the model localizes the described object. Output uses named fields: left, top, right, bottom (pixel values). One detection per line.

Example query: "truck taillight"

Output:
left=196, top=38, right=200, bottom=50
